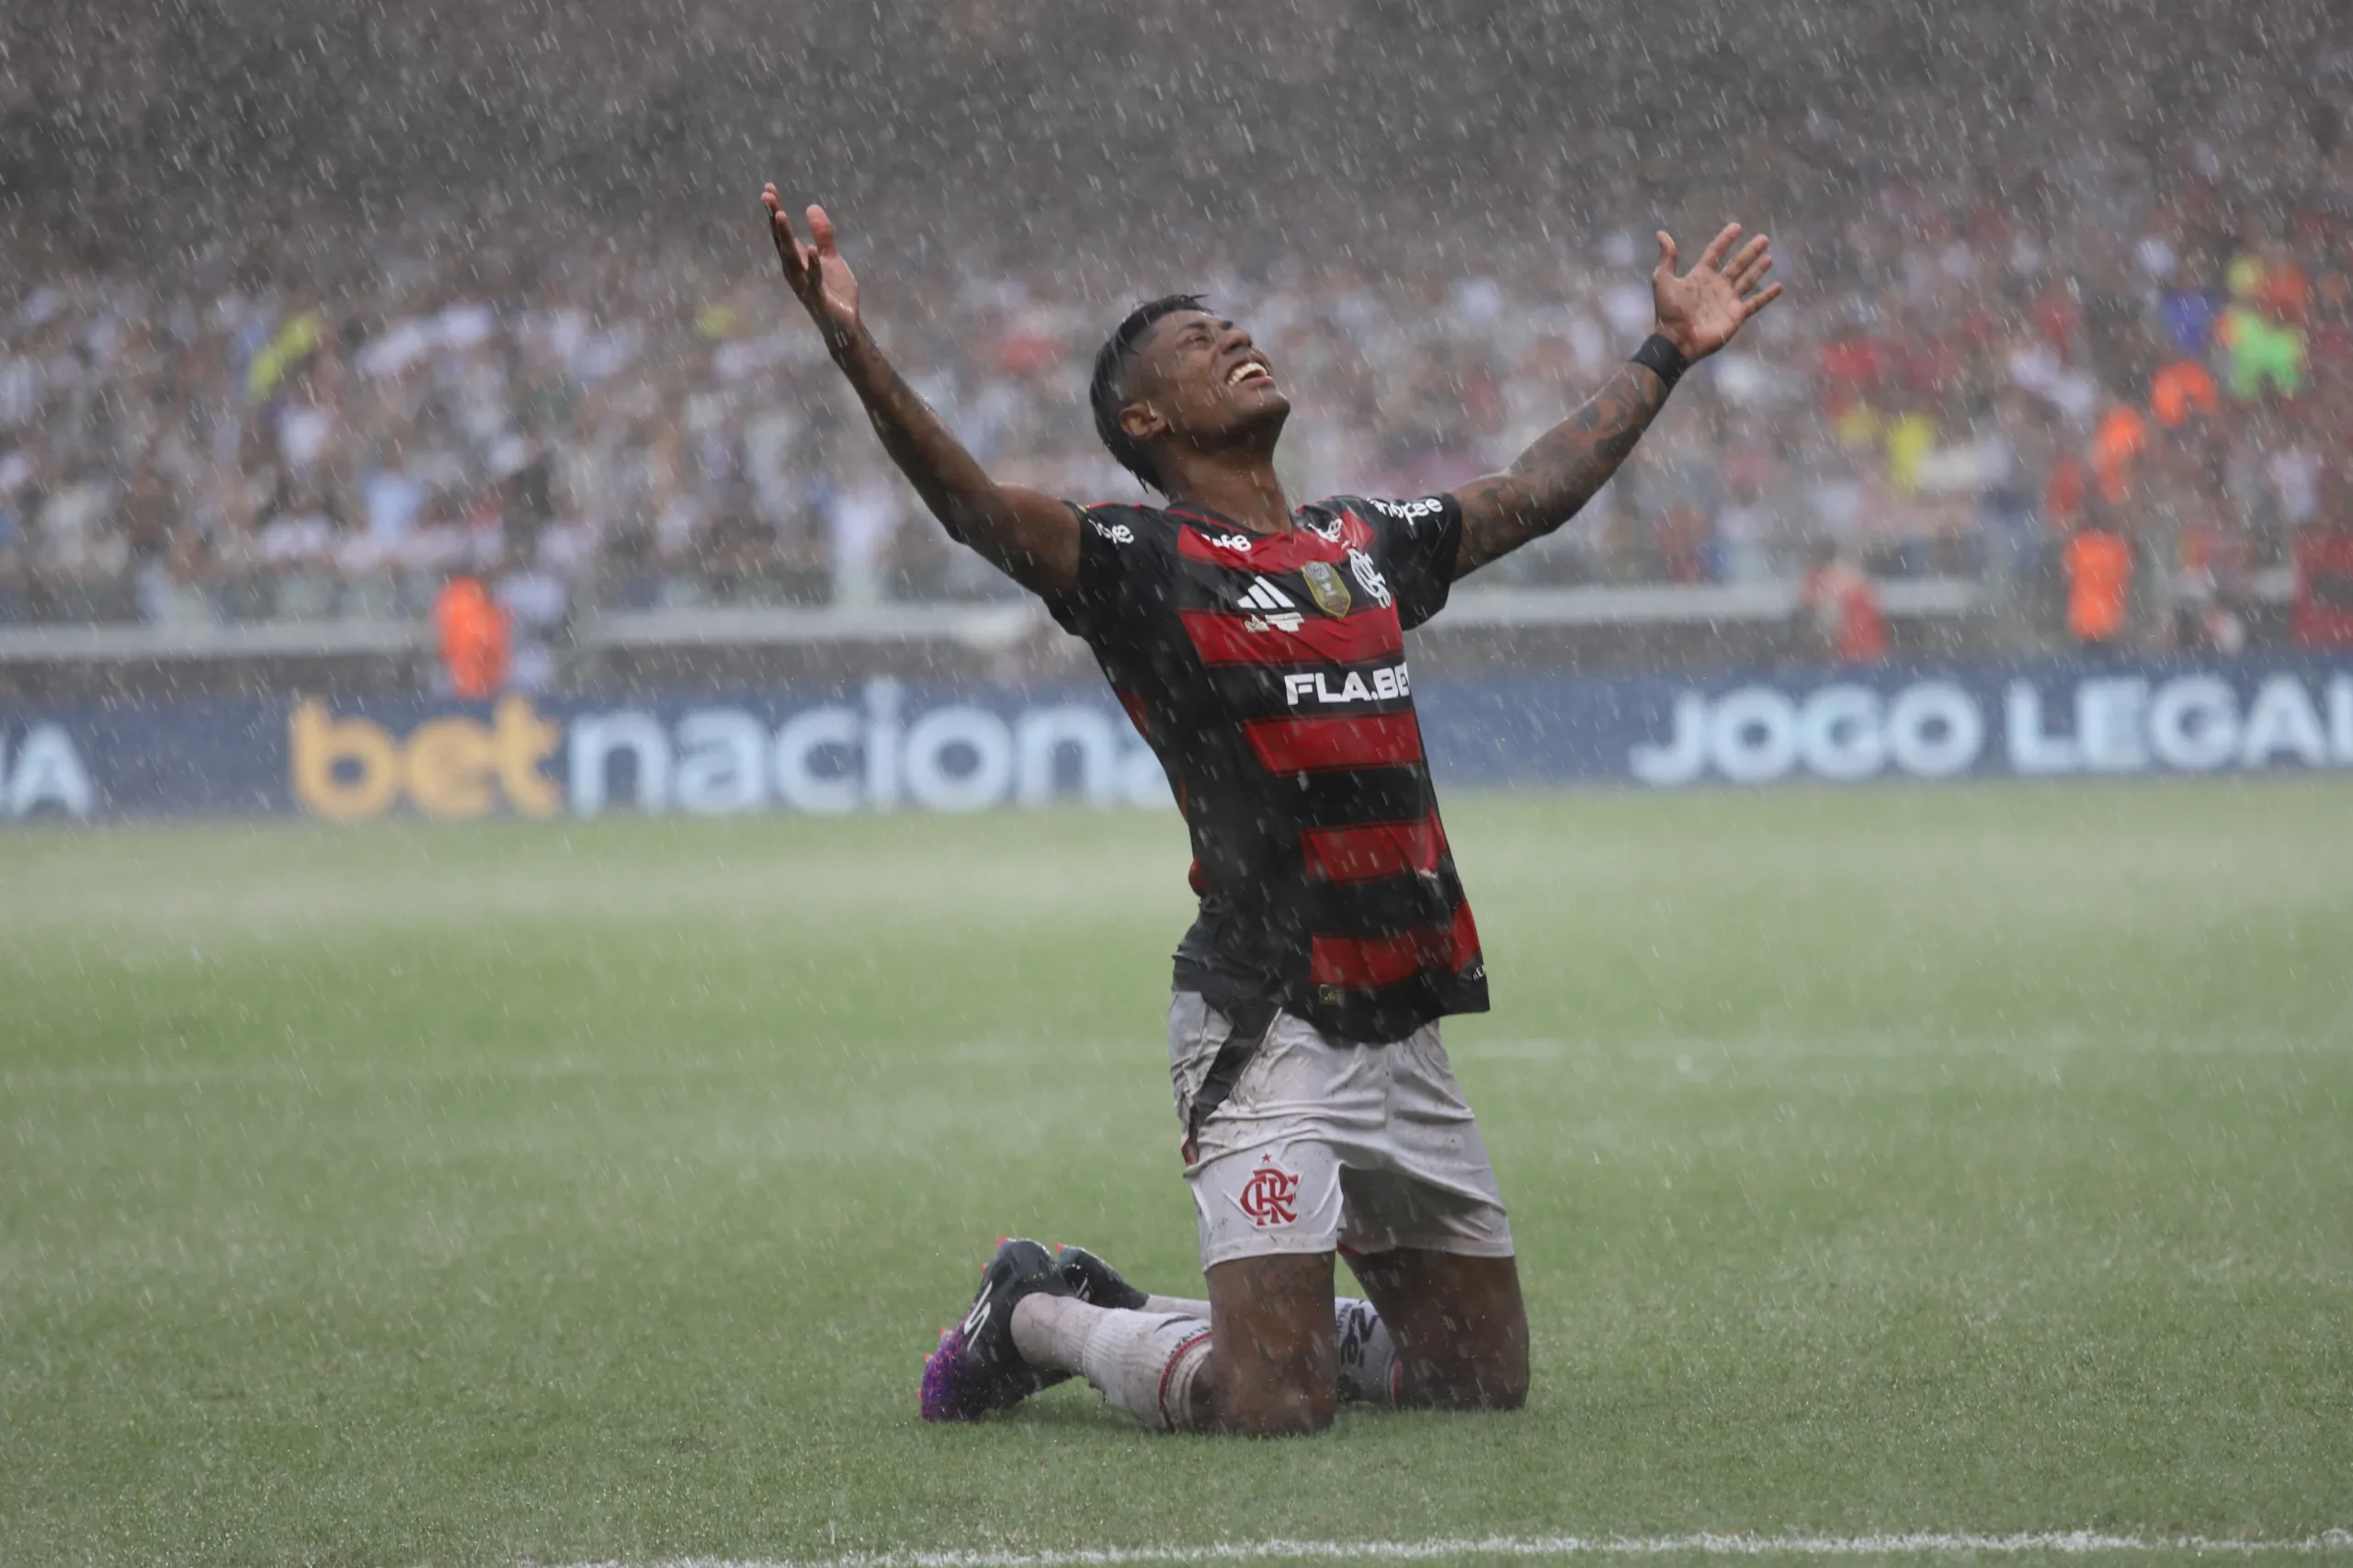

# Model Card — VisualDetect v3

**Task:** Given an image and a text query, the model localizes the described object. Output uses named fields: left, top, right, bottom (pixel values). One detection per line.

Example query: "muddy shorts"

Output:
left=1167, top=991, right=1514, bottom=1270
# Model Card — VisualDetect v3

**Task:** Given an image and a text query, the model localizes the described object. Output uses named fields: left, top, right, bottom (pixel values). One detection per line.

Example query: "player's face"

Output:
left=1129, top=310, right=1290, bottom=454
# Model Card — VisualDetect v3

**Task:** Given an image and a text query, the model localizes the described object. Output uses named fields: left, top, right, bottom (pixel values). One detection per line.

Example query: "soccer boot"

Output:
left=1052, top=1243, right=1150, bottom=1311
left=918, top=1236, right=1074, bottom=1422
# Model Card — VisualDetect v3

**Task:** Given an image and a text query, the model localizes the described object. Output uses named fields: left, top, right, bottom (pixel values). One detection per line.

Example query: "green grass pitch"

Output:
left=3, top=782, right=2350, bottom=1567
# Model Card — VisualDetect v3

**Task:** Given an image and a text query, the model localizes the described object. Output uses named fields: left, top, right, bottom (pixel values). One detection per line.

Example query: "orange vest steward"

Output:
left=434, top=577, right=511, bottom=700
left=2064, top=531, right=2132, bottom=642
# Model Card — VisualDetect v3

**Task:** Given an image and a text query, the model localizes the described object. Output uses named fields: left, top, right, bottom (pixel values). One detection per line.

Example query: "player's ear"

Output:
left=1119, top=400, right=1166, bottom=445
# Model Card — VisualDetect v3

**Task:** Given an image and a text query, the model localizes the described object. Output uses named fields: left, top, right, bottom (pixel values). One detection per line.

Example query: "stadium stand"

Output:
left=2, top=0, right=2347, bottom=689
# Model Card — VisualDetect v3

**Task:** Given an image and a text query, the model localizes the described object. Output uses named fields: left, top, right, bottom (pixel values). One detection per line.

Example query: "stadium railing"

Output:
left=0, top=572, right=2300, bottom=699
left=0, top=580, right=1988, bottom=660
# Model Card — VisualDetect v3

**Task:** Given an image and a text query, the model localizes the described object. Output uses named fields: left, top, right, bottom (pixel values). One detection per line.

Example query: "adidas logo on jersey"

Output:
left=1238, top=577, right=1303, bottom=632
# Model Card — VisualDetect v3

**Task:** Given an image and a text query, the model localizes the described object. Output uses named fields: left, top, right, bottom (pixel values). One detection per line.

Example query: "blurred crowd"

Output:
left=4, top=117, right=2351, bottom=665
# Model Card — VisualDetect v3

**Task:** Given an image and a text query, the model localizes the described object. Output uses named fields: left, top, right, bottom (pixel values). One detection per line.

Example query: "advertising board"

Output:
left=5, top=658, right=2350, bottom=823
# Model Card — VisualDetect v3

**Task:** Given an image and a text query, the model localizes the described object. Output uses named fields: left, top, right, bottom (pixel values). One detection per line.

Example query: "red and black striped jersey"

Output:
left=1045, top=494, right=1487, bottom=1044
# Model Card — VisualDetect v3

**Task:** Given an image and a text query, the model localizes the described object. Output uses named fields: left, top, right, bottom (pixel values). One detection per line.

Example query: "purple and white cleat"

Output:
left=919, top=1236, right=1073, bottom=1422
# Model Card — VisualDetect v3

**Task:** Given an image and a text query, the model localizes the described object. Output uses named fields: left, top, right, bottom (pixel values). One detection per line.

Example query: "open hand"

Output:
left=1652, top=224, right=1781, bottom=360
left=763, top=185, right=861, bottom=350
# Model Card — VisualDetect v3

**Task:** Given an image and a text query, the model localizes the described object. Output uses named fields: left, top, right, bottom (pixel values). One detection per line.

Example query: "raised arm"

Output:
left=763, top=187, right=1079, bottom=597
left=1448, top=224, right=1782, bottom=579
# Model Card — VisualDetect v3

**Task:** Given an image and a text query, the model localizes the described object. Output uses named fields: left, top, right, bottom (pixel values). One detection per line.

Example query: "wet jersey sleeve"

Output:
left=1359, top=494, right=1463, bottom=631
left=1042, top=503, right=1154, bottom=641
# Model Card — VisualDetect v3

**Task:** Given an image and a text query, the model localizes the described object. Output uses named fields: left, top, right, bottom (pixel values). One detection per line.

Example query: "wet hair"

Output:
left=1090, top=293, right=1206, bottom=493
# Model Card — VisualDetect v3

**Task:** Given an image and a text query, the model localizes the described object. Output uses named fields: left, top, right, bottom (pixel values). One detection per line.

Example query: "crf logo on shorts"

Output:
left=1234, top=1156, right=1301, bottom=1226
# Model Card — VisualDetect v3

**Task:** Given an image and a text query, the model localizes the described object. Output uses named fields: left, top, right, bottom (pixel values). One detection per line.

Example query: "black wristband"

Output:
left=1630, top=333, right=1688, bottom=391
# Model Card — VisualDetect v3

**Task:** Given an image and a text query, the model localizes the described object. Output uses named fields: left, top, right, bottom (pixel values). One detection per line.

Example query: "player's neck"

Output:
left=1164, top=452, right=1290, bottom=534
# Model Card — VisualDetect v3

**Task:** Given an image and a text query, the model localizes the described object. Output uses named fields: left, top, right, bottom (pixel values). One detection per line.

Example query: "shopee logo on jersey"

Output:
left=1284, top=664, right=1412, bottom=707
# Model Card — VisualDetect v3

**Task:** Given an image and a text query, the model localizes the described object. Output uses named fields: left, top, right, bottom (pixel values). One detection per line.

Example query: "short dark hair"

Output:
left=1090, top=293, right=1205, bottom=494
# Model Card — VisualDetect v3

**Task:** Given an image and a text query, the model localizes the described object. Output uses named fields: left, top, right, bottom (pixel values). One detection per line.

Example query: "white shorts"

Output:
left=1167, top=992, right=1515, bottom=1271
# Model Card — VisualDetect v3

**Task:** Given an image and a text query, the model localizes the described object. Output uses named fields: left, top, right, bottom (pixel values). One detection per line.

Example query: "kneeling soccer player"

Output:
left=759, top=184, right=1780, bottom=1436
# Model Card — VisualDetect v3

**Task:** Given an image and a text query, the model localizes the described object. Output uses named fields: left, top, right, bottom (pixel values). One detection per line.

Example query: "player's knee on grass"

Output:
left=1205, top=1251, right=1339, bottom=1437
left=1345, top=1248, right=1529, bottom=1412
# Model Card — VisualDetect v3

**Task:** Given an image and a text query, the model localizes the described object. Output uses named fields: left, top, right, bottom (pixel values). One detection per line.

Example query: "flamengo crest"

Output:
left=1301, top=560, right=1353, bottom=619
left=1235, top=1156, right=1301, bottom=1227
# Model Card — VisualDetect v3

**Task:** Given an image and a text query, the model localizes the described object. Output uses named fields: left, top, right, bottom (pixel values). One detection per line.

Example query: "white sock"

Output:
left=1336, top=1296, right=1400, bottom=1407
left=1012, top=1297, right=1211, bottom=1433
left=1009, top=1292, right=1096, bottom=1373
left=1100, top=1293, right=1397, bottom=1405
left=1126, top=1295, right=1402, bottom=1403
left=1027, top=1292, right=1393, bottom=1412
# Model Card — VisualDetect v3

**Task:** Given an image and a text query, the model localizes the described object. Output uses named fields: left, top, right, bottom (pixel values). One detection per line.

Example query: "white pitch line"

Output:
left=554, top=1529, right=2353, bottom=1568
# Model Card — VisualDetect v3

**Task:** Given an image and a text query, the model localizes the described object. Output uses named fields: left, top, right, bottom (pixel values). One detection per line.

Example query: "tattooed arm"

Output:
left=762, top=187, right=1080, bottom=597
left=1450, top=362, right=1672, bottom=576
left=1449, top=224, right=1782, bottom=579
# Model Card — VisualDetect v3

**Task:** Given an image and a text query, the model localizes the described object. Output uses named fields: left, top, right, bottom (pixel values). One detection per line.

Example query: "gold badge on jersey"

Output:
left=1301, top=560, right=1352, bottom=619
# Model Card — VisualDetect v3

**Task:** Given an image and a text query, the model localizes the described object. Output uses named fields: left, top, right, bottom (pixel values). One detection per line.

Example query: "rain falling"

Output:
left=2, top=3, right=2349, bottom=1563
